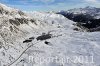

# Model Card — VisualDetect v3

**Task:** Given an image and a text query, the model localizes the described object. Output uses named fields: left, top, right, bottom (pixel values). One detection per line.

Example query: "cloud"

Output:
left=41, top=0, right=55, bottom=3
left=32, top=0, right=55, bottom=3
left=84, top=0, right=98, bottom=2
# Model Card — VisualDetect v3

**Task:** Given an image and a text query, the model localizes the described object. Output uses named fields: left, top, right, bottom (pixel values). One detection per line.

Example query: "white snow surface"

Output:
left=0, top=3, right=100, bottom=66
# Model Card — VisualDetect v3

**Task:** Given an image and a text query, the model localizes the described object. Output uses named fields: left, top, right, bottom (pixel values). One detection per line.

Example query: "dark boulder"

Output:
left=23, top=40, right=32, bottom=43
left=44, top=41, right=50, bottom=45
left=36, top=34, right=52, bottom=41
left=29, top=37, right=34, bottom=40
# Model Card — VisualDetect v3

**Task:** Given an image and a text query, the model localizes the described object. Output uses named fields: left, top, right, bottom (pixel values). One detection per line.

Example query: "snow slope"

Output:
left=0, top=3, right=100, bottom=66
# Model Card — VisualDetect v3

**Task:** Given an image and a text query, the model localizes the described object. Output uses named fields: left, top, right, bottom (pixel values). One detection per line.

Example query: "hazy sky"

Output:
left=0, top=0, right=100, bottom=11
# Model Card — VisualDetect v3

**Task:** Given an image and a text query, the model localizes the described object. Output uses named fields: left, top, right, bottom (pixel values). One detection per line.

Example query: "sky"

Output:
left=0, top=0, right=100, bottom=11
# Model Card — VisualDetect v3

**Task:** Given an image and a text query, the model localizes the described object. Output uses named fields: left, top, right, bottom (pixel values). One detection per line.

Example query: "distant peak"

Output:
left=0, top=3, right=5, bottom=6
left=85, top=6, right=95, bottom=9
left=0, top=3, right=9, bottom=8
left=0, top=3, right=12, bottom=11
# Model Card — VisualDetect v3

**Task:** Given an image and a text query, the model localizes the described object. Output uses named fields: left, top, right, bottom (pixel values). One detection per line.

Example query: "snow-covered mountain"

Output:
left=57, top=6, right=100, bottom=31
left=58, top=6, right=100, bottom=19
left=0, top=3, right=100, bottom=66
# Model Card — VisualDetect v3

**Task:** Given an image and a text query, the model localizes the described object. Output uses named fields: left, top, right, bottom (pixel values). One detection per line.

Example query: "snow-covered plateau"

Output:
left=0, top=3, right=100, bottom=66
